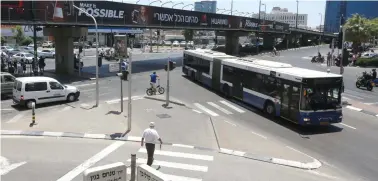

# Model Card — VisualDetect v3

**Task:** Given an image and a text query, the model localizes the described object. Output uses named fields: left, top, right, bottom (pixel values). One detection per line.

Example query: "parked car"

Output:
left=38, top=49, right=55, bottom=58
left=1, top=72, right=16, bottom=97
left=42, top=41, right=53, bottom=48
left=172, top=41, right=180, bottom=47
left=7, top=48, right=22, bottom=56
left=21, top=46, right=34, bottom=54
left=164, top=41, right=172, bottom=46
left=11, top=52, right=34, bottom=63
left=361, top=52, right=377, bottom=58
left=92, top=42, right=98, bottom=48
left=1, top=46, right=14, bottom=53
left=180, top=41, right=186, bottom=47
left=13, top=77, right=80, bottom=109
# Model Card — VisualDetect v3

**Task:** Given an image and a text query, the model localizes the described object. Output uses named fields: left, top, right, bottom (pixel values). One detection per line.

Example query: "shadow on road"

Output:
left=182, top=75, right=343, bottom=136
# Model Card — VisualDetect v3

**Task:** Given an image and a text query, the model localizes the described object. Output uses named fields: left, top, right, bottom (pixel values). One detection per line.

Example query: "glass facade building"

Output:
left=194, top=1, right=217, bottom=13
left=324, top=1, right=378, bottom=33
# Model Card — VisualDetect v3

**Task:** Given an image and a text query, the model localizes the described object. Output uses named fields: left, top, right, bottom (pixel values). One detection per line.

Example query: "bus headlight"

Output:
left=304, top=118, right=310, bottom=122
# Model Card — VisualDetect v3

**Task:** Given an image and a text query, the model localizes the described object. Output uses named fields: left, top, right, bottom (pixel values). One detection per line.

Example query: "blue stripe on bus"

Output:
left=242, top=91, right=266, bottom=110
left=299, top=111, right=342, bottom=125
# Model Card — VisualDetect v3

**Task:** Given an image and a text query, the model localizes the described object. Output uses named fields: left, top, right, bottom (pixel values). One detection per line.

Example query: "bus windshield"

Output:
left=301, top=86, right=341, bottom=111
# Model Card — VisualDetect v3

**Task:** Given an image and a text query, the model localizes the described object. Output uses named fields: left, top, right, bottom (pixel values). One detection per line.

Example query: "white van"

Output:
left=13, top=77, right=80, bottom=109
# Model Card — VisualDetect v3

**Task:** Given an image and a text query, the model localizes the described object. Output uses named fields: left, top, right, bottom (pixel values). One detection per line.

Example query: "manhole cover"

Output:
left=156, top=114, right=171, bottom=119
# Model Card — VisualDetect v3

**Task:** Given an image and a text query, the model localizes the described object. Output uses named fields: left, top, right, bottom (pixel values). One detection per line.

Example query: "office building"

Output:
left=324, top=1, right=378, bottom=33
left=252, top=7, right=308, bottom=29
left=194, top=0, right=217, bottom=13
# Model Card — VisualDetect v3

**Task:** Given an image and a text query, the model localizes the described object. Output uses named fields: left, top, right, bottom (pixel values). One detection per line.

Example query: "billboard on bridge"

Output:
left=1, top=1, right=289, bottom=33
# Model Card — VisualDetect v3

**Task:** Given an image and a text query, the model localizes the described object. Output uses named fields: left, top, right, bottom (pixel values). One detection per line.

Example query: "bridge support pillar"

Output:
left=262, top=34, right=274, bottom=50
left=43, top=27, right=88, bottom=75
left=225, top=31, right=240, bottom=55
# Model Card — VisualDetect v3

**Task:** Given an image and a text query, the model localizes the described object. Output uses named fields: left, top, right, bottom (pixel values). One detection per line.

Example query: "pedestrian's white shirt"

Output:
left=142, top=128, right=160, bottom=144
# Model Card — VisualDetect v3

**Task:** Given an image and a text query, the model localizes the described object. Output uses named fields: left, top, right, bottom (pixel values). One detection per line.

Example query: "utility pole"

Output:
left=127, top=51, right=132, bottom=132
left=32, top=1, right=38, bottom=76
left=230, top=0, right=234, bottom=15
left=339, top=14, right=346, bottom=75
left=295, top=0, right=299, bottom=48
left=257, top=0, right=261, bottom=54
left=165, top=57, right=170, bottom=107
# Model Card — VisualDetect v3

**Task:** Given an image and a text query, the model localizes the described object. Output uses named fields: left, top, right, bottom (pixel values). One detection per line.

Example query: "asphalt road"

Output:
left=1, top=136, right=337, bottom=181
left=2, top=47, right=378, bottom=180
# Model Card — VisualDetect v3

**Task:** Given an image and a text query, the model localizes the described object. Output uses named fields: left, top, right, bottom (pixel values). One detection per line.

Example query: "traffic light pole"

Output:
left=127, top=51, right=133, bottom=133
left=165, top=57, right=170, bottom=107
left=340, top=26, right=346, bottom=75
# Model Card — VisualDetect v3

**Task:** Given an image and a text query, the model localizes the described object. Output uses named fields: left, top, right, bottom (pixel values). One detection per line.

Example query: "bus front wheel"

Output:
left=264, top=101, right=275, bottom=116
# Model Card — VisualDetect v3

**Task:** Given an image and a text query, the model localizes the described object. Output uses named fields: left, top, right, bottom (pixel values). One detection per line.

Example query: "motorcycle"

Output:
left=104, top=49, right=115, bottom=61
left=311, top=56, right=325, bottom=63
left=356, top=71, right=375, bottom=91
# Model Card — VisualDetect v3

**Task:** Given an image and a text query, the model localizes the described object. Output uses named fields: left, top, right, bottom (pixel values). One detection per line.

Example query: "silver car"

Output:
left=1, top=72, right=16, bottom=96
left=38, top=49, right=55, bottom=58
left=12, top=52, right=34, bottom=63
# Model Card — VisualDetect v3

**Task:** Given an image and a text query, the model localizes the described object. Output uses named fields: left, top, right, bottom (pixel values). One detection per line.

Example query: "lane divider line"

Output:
left=340, top=123, right=357, bottom=130
left=345, top=106, right=362, bottom=112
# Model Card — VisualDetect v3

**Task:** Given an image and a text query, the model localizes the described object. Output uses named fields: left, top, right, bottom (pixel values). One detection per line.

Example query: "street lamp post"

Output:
left=161, top=1, right=173, bottom=7
left=318, top=13, right=323, bottom=53
left=230, top=0, right=234, bottom=15
left=73, top=5, right=99, bottom=107
left=182, top=4, right=193, bottom=10
left=172, top=2, right=184, bottom=9
left=261, top=3, right=266, bottom=20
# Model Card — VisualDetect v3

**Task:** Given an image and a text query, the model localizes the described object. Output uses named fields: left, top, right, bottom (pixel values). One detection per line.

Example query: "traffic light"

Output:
left=164, top=60, right=176, bottom=71
left=337, top=32, right=343, bottom=49
left=35, top=27, right=43, bottom=32
left=98, top=57, right=102, bottom=67
left=79, top=46, right=83, bottom=53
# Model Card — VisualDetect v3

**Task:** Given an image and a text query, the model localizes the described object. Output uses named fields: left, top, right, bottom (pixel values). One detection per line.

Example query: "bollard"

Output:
left=30, top=102, right=37, bottom=127
left=130, top=154, right=136, bottom=181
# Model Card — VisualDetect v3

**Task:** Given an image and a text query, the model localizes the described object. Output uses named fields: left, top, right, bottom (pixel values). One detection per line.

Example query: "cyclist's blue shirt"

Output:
left=150, top=74, right=157, bottom=83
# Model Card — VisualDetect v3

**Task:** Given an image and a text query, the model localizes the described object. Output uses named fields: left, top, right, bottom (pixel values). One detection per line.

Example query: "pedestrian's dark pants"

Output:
left=145, top=143, right=155, bottom=166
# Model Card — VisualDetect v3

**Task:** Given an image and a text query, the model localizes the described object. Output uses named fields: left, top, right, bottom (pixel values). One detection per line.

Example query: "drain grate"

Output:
left=156, top=114, right=171, bottom=119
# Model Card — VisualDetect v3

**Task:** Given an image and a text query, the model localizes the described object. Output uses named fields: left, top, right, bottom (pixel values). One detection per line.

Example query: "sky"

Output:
left=117, top=0, right=326, bottom=28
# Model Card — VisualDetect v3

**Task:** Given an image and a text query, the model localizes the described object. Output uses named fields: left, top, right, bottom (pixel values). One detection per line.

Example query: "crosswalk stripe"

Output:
left=6, top=113, right=25, bottom=123
left=138, top=148, right=213, bottom=161
left=128, top=158, right=208, bottom=172
left=219, top=100, right=245, bottom=113
left=207, top=102, right=233, bottom=115
left=126, top=168, right=202, bottom=181
left=194, top=103, right=218, bottom=116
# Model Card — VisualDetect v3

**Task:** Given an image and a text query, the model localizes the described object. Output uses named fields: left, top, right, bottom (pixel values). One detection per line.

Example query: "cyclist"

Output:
left=150, top=72, right=159, bottom=93
left=273, top=46, right=277, bottom=56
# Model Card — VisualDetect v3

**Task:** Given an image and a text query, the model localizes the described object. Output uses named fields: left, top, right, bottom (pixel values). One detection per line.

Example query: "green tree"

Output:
left=344, top=14, right=374, bottom=49
left=369, top=18, right=378, bottom=38
left=1, top=36, right=6, bottom=46
left=20, top=36, right=33, bottom=46
left=182, top=29, right=194, bottom=42
left=11, top=25, right=25, bottom=46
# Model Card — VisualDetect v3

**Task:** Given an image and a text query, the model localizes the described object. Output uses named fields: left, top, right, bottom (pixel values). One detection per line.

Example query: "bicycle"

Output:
left=146, top=79, right=165, bottom=96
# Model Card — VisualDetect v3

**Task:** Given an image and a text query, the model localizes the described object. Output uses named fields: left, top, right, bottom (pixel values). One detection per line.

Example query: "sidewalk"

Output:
left=1, top=95, right=321, bottom=170
left=343, top=97, right=378, bottom=117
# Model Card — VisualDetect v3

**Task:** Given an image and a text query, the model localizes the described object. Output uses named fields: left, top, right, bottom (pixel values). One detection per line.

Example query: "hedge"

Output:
left=355, top=57, right=378, bottom=67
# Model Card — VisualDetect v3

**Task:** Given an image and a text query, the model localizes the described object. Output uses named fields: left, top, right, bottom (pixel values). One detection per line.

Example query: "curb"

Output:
left=219, top=148, right=322, bottom=170
left=259, top=45, right=328, bottom=55
left=1, top=129, right=322, bottom=170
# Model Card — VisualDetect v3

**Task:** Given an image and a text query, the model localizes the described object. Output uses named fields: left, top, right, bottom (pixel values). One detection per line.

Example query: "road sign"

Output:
left=109, top=63, right=120, bottom=73
left=83, top=162, right=127, bottom=181
left=137, top=164, right=167, bottom=181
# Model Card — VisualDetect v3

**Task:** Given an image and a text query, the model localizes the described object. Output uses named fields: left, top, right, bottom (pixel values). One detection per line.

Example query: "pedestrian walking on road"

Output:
left=141, top=122, right=163, bottom=166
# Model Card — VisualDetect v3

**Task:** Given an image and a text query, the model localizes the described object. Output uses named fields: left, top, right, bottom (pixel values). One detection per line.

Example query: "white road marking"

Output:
left=126, top=168, right=202, bottom=181
left=129, top=158, right=208, bottom=172
left=72, top=83, right=95, bottom=87
left=192, top=109, right=202, bottom=114
left=219, top=100, right=245, bottom=113
left=307, top=170, right=340, bottom=180
left=138, top=148, right=213, bottom=161
left=250, top=131, right=268, bottom=140
left=376, top=114, right=378, bottom=117
left=364, top=102, right=378, bottom=105
left=342, top=93, right=364, bottom=100
left=0, top=135, right=45, bottom=139
left=341, top=96, right=352, bottom=100
left=56, top=141, right=124, bottom=181
left=345, top=105, right=362, bottom=112
left=6, top=113, right=25, bottom=123
left=340, top=123, right=357, bottom=130
left=172, top=144, right=194, bottom=149
left=0, top=156, right=27, bottom=176
left=125, top=136, right=142, bottom=142
left=84, top=133, right=106, bottom=139
left=207, top=102, right=233, bottom=115
left=223, top=120, right=236, bottom=126
left=194, top=103, right=219, bottom=117
left=105, top=96, right=144, bottom=104
left=59, top=106, right=72, bottom=112
left=0, top=108, right=14, bottom=111
left=286, top=146, right=316, bottom=160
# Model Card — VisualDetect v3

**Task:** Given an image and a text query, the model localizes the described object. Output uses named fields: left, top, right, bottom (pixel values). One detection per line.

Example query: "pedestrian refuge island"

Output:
left=83, top=162, right=169, bottom=181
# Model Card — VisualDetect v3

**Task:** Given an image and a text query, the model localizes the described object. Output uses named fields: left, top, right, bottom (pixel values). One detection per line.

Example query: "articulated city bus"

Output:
left=182, top=49, right=343, bottom=126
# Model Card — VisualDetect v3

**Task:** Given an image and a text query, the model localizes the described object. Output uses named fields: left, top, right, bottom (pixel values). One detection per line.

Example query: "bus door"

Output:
left=232, top=70, right=243, bottom=100
left=289, top=85, right=300, bottom=122
left=280, top=83, right=290, bottom=119
left=212, top=59, right=222, bottom=91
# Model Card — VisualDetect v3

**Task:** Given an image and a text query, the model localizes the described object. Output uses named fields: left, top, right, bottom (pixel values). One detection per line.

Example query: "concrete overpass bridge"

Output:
left=1, top=0, right=336, bottom=75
